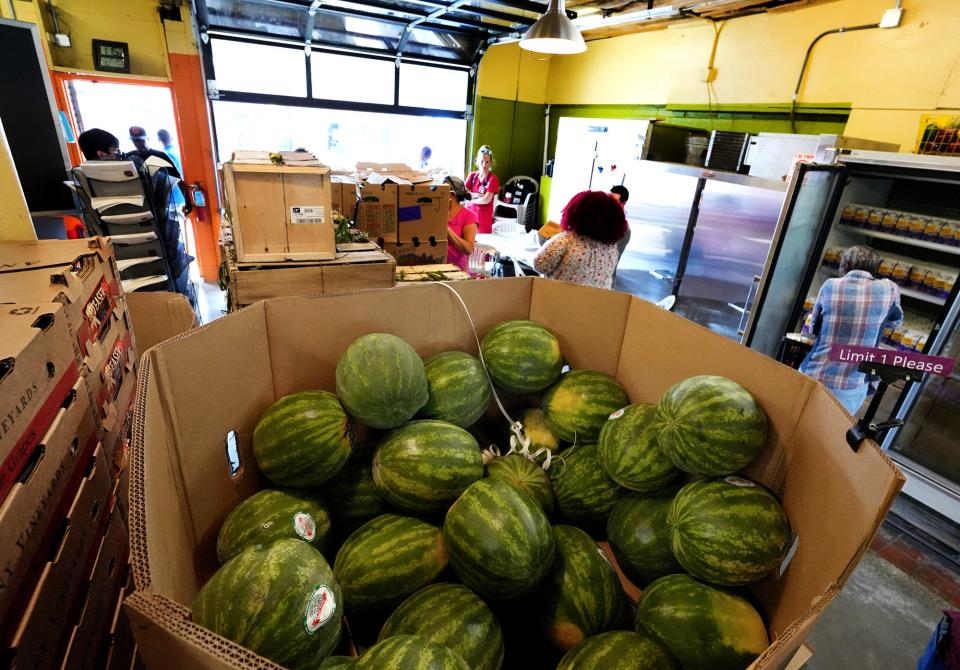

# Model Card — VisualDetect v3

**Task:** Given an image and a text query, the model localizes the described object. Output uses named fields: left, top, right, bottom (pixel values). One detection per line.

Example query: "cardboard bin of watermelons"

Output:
left=122, top=277, right=903, bottom=670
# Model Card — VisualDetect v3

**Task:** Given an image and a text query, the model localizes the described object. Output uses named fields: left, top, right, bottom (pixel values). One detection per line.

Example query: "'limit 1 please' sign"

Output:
left=830, top=345, right=955, bottom=377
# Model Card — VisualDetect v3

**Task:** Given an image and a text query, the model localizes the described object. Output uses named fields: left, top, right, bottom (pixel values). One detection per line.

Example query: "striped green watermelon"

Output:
left=520, top=407, right=560, bottom=454
left=485, top=454, right=554, bottom=514
left=606, top=492, right=681, bottom=586
left=543, top=371, right=629, bottom=443
left=373, top=420, right=483, bottom=514
left=336, top=333, right=429, bottom=429
left=634, top=574, right=768, bottom=670
left=216, top=489, right=331, bottom=563
left=443, top=478, right=555, bottom=599
left=597, top=404, right=678, bottom=492
left=319, top=656, right=355, bottom=668
left=323, top=460, right=386, bottom=533
left=481, top=320, right=563, bottom=394
left=333, top=514, right=447, bottom=611
left=192, top=539, right=342, bottom=669
left=379, top=583, right=504, bottom=670
left=253, top=391, right=354, bottom=487
left=538, top=525, right=625, bottom=651
left=667, top=477, right=790, bottom=586
left=557, top=631, right=676, bottom=670
left=356, top=635, right=469, bottom=670
left=418, top=351, right=491, bottom=428
left=551, top=445, right=626, bottom=523
left=656, top=375, right=768, bottom=476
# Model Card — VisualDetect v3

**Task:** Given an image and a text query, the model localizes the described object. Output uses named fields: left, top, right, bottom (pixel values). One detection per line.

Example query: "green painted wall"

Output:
left=469, top=97, right=547, bottom=184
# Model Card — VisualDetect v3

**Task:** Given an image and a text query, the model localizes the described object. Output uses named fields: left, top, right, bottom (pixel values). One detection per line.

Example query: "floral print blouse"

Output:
left=533, top=231, right=619, bottom=289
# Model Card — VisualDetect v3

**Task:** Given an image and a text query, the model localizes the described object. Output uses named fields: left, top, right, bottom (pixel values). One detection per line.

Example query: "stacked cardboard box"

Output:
left=0, top=238, right=138, bottom=669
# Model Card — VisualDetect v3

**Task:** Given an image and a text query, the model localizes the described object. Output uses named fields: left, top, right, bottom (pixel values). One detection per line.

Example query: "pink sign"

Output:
left=829, top=345, right=955, bottom=377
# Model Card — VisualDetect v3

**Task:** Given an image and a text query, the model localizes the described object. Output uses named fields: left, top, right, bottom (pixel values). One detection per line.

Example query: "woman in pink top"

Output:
left=465, top=145, right=500, bottom=234
left=444, top=176, right=478, bottom=271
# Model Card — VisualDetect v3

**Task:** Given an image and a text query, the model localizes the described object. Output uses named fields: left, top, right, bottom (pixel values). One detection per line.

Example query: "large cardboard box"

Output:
left=355, top=182, right=398, bottom=242
left=125, top=292, right=199, bottom=358
left=397, top=182, right=449, bottom=243
left=6, top=442, right=114, bottom=667
left=0, top=303, right=80, bottom=509
left=221, top=163, right=336, bottom=263
left=380, top=239, right=448, bottom=265
left=330, top=177, right=358, bottom=221
left=0, top=378, right=98, bottom=623
left=123, top=279, right=904, bottom=670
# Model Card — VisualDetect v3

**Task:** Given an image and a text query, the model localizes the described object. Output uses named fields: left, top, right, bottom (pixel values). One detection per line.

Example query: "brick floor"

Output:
left=871, top=522, right=960, bottom=608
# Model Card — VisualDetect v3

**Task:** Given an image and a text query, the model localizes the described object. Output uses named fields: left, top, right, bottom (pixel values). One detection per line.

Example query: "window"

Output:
left=311, top=52, right=395, bottom=105
left=211, top=39, right=306, bottom=97
left=399, top=63, right=468, bottom=112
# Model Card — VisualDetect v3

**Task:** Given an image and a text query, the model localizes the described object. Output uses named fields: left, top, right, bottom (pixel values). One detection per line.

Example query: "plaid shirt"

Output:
left=799, top=271, right=903, bottom=391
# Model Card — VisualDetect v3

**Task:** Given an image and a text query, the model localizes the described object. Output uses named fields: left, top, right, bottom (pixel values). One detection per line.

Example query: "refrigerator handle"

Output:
left=737, top=275, right=763, bottom=339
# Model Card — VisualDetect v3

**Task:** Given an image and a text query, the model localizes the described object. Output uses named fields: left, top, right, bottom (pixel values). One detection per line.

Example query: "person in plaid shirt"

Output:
left=800, top=245, right=903, bottom=414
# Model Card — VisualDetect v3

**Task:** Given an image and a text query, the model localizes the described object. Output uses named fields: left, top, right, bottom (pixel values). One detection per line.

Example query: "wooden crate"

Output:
left=396, top=263, right=471, bottom=282
left=221, top=163, right=336, bottom=263
left=227, top=242, right=395, bottom=310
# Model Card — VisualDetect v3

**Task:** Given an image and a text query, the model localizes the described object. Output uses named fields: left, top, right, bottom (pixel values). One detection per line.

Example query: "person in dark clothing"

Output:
left=127, top=125, right=192, bottom=214
left=611, top=185, right=632, bottom=281
left=77, top=128, right=122, bottom=160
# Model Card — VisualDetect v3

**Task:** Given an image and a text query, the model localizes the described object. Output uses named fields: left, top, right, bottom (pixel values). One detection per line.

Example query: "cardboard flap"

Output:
left=126, top=290, right=199, bottom=357
left=0, top=238, right=106, bottom=274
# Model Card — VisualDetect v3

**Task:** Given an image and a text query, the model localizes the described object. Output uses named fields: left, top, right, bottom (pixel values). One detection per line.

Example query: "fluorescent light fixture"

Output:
left=520, top=0, right=586, bottom=54
left=574, top=4, right=681, bottom=30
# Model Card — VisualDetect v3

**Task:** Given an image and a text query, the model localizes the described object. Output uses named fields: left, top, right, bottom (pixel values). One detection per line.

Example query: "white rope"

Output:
left=437, top=282, right=557, bottom=471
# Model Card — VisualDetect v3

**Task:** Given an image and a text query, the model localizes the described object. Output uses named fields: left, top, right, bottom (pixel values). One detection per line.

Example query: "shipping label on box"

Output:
left=381, top=240, right=448, bottom=266
left=0, top=379, right=98, bottom=623
left=356, top=182, right=398, bottom=242
left=397, top=183, right=449, bottom=242
left=6, top=442, right=113, bottom=668
left=0, top=304, right=80, bottom=508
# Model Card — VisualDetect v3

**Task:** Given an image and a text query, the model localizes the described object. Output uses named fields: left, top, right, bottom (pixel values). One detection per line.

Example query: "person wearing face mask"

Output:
left=465, top=145, right=500, bottom=234
left=443, top=176, right=478, bottom=271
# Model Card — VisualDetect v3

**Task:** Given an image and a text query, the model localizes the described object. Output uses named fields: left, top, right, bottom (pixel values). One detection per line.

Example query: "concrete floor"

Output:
left=807, top=550, right=948, bottom=669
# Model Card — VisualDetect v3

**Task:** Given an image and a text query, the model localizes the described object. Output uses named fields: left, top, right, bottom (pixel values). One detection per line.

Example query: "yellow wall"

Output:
left=2, top=0, right=171, bottom=78
left=477, top=42, right=550, bottom=104
left=477, top=0, right=960, bottom=151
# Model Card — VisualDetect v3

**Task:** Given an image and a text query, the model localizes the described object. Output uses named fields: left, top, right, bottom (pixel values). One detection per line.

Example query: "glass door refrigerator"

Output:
left=744, top=150, right=960, bottom=523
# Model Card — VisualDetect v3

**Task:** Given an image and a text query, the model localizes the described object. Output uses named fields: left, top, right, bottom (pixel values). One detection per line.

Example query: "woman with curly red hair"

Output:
left=533, top=190, right=628, bottom=289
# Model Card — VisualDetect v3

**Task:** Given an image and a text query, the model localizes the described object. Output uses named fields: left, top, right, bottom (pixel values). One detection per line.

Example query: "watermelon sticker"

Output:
left=293, top=512, right=317, bottom=542
left=724, top=476, right=755, bottom=488
left=304, top=585, right=336, bottom=634
left=608, top=408, right=626, bottom=421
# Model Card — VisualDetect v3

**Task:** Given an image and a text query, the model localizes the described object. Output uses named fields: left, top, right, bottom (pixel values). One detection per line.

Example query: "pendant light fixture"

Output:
left=519, top=0, right=587, bottom=54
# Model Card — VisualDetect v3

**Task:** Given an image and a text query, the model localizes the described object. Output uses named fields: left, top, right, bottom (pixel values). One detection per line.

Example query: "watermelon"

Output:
left=481, top=320, right=563, bottom=394
left=323, top=460, right=386, bottom=533
left=520, top=407, right=560, bottom=454
left=319, top=657, right=355, bottom=669
left=667, top=477, right=790, bottom=586
left=373, top=420, right=483, bottom=515
left=216, top=489, right=331, bottom=563
left=656, top=375, right=768, bottom=476
left=556, top=631, right=676, bottom=670
left=336, top=333, right=429, bottom=429
left=443, top=478, right=555, bottom=599
left=538, top=525, right=625, bottom=651
left=379, top=583, right=504, bottom=670
left=333, top=514, right=447, bottom=611
left=634, top=574, right=768, bottom=670
left=543, top=371, right=629, bottom=443
left=253, top=391, right=353, bottom=487
left=606, top=492, right=681, bottom=586
left=192, top=539, right=342, bottom=669
left=597, top=404, right=678, bottom=492
left=419, top=351, right=491, bottom=428
left=551, top=445, right=626, bottom=523
left=485, top=453, right=554, bottom=515
left=356, top=635, right=469, bottom=670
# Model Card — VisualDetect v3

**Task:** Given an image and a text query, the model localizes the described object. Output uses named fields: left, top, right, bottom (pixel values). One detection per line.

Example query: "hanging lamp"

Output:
left=519, top=0, right=586, bottom=54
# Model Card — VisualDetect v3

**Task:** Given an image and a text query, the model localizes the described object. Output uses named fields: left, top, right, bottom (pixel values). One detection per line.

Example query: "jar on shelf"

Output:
left=895, top=213, right=916, bottom=237
left=867, top=208, right=885, bottom=230
left=922, top=217, right=946, bottom=241
left=853, top=205, right=872, bottom=227
left=908, top=215, right=929, bottom=239
left=939, top=219, right=959, bottom=246
left=880, top=210, right=901, bottom=233
left=840, top=204, right=858, bottom=225
left=877, top=257, right=896, bottom=279
left=908, top=265, right=931, bottom=288
left=891, top=261, right=912, bottom=285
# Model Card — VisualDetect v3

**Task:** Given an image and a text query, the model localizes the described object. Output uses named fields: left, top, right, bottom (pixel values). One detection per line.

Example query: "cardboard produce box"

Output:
left=355, top=182, right=398, bottom=242
left=125, top=292, right=199, bottom=358
left=380, top=239, right=448, bottom=265
left=0, top=377, right=98, bottom=624
left=397, top=182, right=449, bottom=243
left=0, top=303, right=80, bottom=511
left=330, top=177, right=358, bottom=221
left=221, top=163, right=336, bottom=263
left=124, top=279, right=903, bottom=670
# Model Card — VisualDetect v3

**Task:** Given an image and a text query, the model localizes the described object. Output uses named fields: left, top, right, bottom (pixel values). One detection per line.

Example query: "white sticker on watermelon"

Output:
left=608, top=407, right=627, bottom=421
left=724, top=476, right=755, bottom=488
left=293, top=512, right=317, bottom=542
left=304, top=585, right=336, bottom=634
